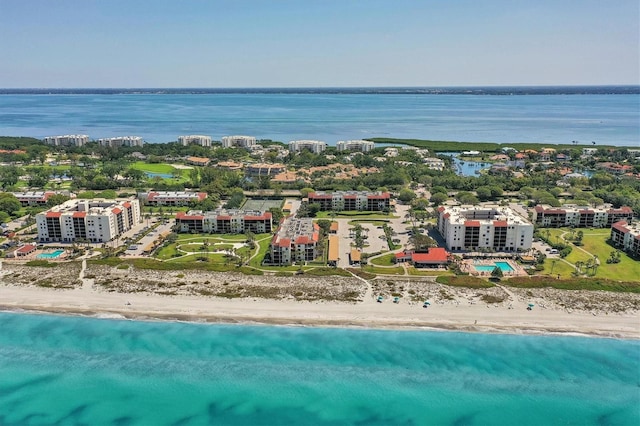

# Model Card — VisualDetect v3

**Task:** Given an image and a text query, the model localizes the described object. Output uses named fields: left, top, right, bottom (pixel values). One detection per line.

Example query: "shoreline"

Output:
left=1, top=286, right=638, bottom=340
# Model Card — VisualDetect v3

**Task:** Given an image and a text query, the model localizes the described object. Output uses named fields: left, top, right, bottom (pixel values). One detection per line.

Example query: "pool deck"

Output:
left=462, top=258, right=527, bottom=277
left=5, top=249, right=68, bottom=261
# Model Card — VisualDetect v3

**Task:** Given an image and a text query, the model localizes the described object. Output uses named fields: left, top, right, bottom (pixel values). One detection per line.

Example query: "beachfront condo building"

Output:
left=306, top=191, right=391, bottom=212
left=178, top=135, right=212, bottom=147
left=11, top=191, right=57, bottom=206
left=43, top=135, right=89, bottom=147
left=175, top=209, right=272, bottom=234
left=141, top=191, right=208, bottom=206
left=288, top=140, right=327, bottom=154
left=97, top=136, right=144, bottom=148
left=221, top=135, right=257, bottom=150
left=610, top=221, right=640, bottom=258
left=336, top=140, right=375, bottom=152
left=437, top=205, right=534, bottom=252
left=36, top=198, right=141, bottom=243
left=532, top=205, right=634, bottom=228
left=269, top=217, right=319, bottom=265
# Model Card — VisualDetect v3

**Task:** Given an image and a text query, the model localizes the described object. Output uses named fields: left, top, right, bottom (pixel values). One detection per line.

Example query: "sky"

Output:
left=0, top=0, right=638, bottom=88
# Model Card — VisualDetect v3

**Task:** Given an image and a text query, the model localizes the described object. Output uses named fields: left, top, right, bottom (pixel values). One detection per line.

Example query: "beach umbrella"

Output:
left=528, top=303, right=535, bottom=308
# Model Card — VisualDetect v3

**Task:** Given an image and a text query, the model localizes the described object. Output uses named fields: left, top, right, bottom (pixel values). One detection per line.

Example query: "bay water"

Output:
left=1, top=92, right=638, bottom=146
left=0, top=312, right=638, bottom=425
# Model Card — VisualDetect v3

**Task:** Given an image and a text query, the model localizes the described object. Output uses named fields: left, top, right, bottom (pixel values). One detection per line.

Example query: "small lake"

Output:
left=439, top=152, right=490, bottom=177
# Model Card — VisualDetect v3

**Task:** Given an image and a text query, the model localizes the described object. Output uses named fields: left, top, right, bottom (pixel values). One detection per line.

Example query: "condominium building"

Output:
left=221, top=135, right=257, bottom=150
left=610, top=221, right=640, bottom=257
left=97, top=136, right=144, bottom=148
left=142, top=191, right=208, bottom=206
left=533, top=205, right=634, bottom=228
left=269, top=217, right=319, bottom=265
left=336, top=140, right=375, bottom=152
left=12, top=191, right=57, bottom=206
left=307, top=191, right=391, bottom=212
left=288, top=140, right=327, bottom=154
left=178, top=135, right=212, bottom=147
left=36, top=199, right=141, bottom=243
left=43, top=135, right=89, bottom=147
left=174, top=209, right=272, bottom=234
left=245, top=163, right=286, bottom=176
left=437, top=205, right=534, bottom=252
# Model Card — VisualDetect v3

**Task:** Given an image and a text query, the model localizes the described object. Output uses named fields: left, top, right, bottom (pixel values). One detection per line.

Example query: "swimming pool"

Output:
left=474, top=261, right=514, bottom=273
left=37, top=250, right=65, bottom=259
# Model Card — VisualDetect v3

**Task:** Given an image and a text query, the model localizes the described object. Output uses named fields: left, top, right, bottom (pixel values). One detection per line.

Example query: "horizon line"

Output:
left=2, top=84, right=640, bottom=90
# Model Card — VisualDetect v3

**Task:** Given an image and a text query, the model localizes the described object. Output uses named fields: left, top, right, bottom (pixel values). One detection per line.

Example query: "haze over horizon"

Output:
left=1, top=0, right=638, bottom=88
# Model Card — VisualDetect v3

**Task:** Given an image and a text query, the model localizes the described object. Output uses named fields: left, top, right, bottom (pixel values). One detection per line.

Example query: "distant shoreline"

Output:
left=1, top=85, right=639, bottom=96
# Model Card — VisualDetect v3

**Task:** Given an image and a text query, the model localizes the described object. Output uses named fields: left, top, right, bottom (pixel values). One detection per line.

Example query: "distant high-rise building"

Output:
left=43, top=135, right=89, bottom=147
left=288, top=140, right=327, bottom=153
left=97, top=136, right=144, bottom=148
left=221, top=135, right=257, bottom=149
left=336, top=140, right=375, bottom=152
left=178, top=135, right=212, bottom=147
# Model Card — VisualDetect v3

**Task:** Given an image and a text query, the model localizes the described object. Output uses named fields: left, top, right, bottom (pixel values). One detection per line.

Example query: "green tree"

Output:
left=0, top=166, right=21, bottom=189
left=491, top=266, right=503, bottom=279
left=0, top=193, right=22, bottom=216
left=398, top=188, right=417, bottom=203
left=46, top=194, right=70, bottom=207
left=430, top=192, right=448, bottom=206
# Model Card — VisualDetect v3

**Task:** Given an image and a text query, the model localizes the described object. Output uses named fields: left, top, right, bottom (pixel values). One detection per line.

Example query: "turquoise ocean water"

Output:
left=1, top=93, right=638, bottom=146
left=0, top=312, right=638, bottom=425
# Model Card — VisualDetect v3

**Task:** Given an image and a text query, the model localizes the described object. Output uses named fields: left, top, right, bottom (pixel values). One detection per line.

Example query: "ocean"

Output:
left=0, top=312, right=638, bottom=425
left=0, top=88, right=639, bottom=146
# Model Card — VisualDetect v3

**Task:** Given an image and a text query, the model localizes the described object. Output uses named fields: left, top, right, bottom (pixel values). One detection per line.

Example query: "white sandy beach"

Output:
left=0, top=261, right=638, bottom=339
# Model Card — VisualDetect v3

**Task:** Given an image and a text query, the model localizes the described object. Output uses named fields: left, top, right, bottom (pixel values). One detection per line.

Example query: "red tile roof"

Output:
left=493, top=220, right=508, bottom=227
left=72, top=212, right=86, bottom=218
left=176, top=212, right=204, bottom=220
left=464, top=220, right=481, bottom=227
left=612, top=221, right=629, bottom=233
left=112, top=208, right=122, bottom=214
left=278, top=238, right=291, bottom=248
left=16, top=244, right=36, bottom=254
left=411, top=248, right=449, bottom=263
left=45, top=212, right=62, bottom=218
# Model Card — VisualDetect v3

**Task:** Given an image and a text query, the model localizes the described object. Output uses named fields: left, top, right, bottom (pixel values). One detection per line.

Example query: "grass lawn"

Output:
left=564, top=247, right=594, bottom=265
left=362, top=265, right=405, bottom=275
left=581, top=234, right=640, bottom=281
left=130, top=161, right=178, bottom=174
left=407, top=268, right=452, bottom=276
left=369, top=253, right=396, bottom=266
left=541, top=259, right=576, bottom=279
left=176, top=233, right=255, bottom=243
left=130, top=161, right=190, bottom=182
left=155, top=243, right=178, bottom=260
left=178, top=243, right=235, bottom=253
left=168, top=253, right=229, bottom=263
left=347, top=220, right=390, bottom=226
